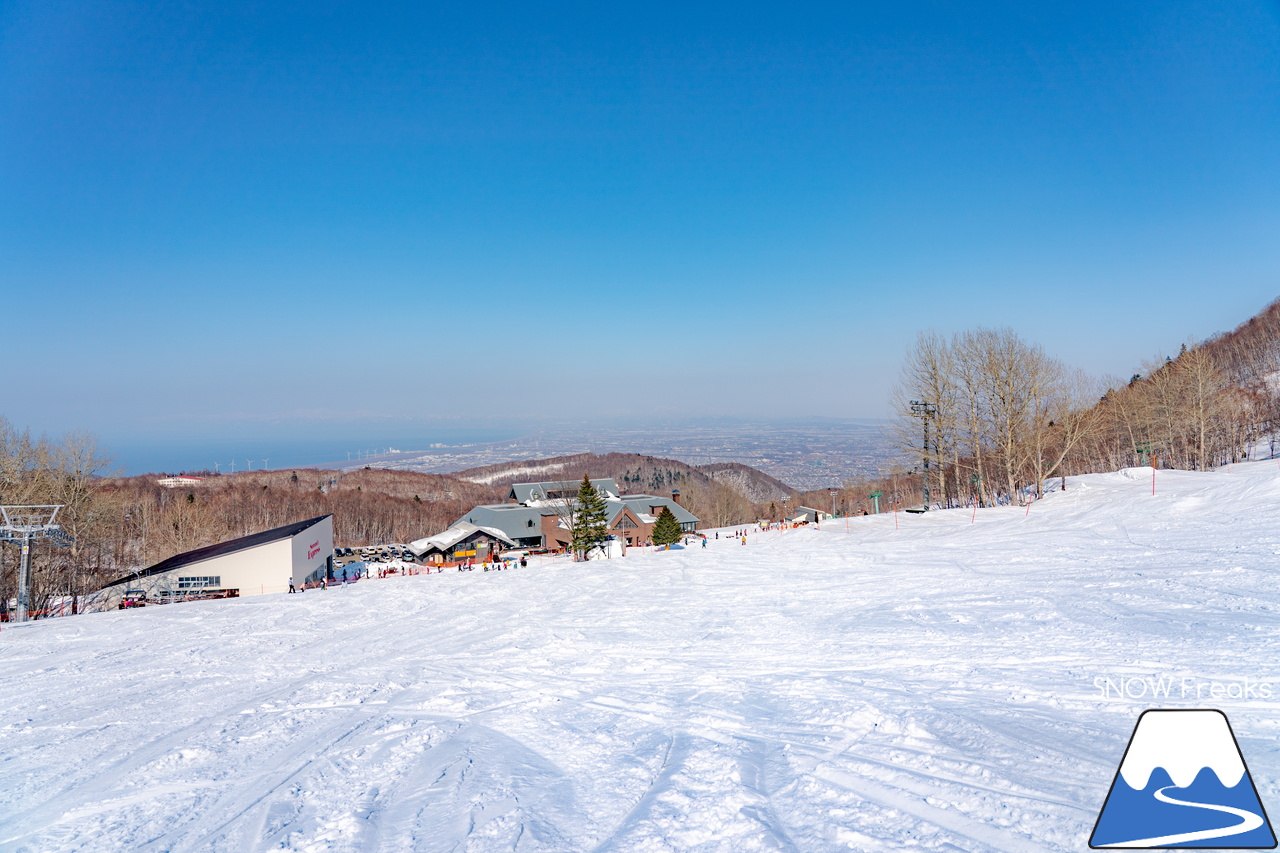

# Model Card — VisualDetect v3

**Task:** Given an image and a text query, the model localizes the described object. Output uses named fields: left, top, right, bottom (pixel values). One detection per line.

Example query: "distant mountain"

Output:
left=453, top=452, right=797, bottom=527
left=456, top=452, right=792, bottom=499
left=695, top=462, right=796, bottom=503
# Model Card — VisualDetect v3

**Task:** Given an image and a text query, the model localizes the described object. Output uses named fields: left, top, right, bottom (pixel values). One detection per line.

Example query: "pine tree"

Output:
left=572, top=475, right=609, bottom=559
left=651, top=505, right=682, bottom=548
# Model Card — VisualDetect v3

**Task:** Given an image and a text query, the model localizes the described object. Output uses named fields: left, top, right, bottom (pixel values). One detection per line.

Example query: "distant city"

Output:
left=317, top=419, right=899, bottom=490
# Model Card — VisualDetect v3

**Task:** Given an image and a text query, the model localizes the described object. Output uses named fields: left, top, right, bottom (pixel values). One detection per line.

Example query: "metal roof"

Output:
left=509, top=478, right=620, bottom=504
left=457, top=504, right=556, bottom=542
left=618, top=495, right=699, bottom=526
left=102, top=515, right=332, bottom=589
left=440, top=490, right=699, bottom=545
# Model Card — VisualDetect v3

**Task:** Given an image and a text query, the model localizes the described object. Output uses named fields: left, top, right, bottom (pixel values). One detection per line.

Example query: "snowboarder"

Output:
left=701, top=538, right=707, bottom=548
left=520, top=555, right=528, bottom=568
left=288, top=580, right=296, bottom=593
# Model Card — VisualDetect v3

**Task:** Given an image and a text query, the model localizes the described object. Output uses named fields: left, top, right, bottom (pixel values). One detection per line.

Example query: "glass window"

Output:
left=177, top=576, right=221, bottom=589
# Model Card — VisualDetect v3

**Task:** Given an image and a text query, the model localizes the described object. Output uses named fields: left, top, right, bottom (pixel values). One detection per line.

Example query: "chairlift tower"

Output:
left=910, top=400, right=939, bottom=509
left=1, top=505, right=74, bottom=623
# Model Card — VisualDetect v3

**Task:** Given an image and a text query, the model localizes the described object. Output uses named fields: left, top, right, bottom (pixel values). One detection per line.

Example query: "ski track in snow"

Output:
left=4, top=464, right=1280, bottom=851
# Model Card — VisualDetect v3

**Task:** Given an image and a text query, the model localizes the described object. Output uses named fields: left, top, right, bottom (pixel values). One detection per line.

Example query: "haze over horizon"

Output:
left=4, top=2, right=1279, bottom=448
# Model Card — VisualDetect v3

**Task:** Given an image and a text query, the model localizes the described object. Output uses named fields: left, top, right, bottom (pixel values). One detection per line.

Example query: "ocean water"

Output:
left=103, top=430, right=524, bottom=476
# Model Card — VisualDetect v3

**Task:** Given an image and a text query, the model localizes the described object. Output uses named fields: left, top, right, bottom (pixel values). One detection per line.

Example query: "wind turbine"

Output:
left=213, top=462, right=221, bottom=474
left=261, top=459, right=269, bottom=470
left=229, top=460, right=236, bottom=473
left=245, top=459, right=253, bottom=471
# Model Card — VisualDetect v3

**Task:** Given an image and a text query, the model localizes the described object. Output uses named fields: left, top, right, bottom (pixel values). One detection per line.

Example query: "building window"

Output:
left=178, top=576, right=221, bottom=589
left=615, top=516, right=637, bottom=529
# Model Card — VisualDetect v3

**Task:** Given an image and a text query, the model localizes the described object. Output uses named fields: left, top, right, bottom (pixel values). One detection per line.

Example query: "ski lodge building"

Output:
left=408, top=521, right=515, bottom=564
left=95, top=515, right=334, bottom=607
left=792, top=506, right=825, bottom=524
left=408, top=479, right=699, bottom=564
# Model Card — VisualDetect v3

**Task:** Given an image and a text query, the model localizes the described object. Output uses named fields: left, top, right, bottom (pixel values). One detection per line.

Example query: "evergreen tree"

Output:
left=651, top=505, right=682, bottom=548
left=572, top=475, right=609, bottom=559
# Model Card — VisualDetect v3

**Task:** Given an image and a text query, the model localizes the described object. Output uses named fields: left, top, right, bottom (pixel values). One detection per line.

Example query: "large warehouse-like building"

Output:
left=96, top=515, right=334, bottom=607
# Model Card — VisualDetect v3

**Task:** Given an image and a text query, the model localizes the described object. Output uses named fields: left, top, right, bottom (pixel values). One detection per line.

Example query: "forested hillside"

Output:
left=0, top=431, right=505, bottom=617
left=886, top=298, right=1280, bottom=509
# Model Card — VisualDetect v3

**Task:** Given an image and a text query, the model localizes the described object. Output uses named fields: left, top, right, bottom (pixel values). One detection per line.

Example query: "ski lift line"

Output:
left=0, top=504, right=74, bottom=623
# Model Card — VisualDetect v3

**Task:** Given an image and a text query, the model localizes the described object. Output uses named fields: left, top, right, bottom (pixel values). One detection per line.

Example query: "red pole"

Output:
left=1152, top=455, right=1157, bottom=495
left=971, top=496, right=978, bottom=524
left=894, top=503, right=899, bottom=530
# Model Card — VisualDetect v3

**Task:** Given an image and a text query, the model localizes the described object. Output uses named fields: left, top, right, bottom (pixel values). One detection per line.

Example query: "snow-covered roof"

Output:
left=408, top=522, right=515, bottom=556
left=456, top=504, right=554, bottom=543
left=442, top=489, right=699, bottom=547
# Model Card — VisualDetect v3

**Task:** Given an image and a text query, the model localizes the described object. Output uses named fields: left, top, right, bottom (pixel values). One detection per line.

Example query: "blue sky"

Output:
left=3, top=1, right=1279, bottom=456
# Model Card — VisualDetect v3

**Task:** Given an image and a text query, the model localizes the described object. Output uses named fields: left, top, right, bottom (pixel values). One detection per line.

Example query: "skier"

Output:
left=288, top=580, right=296, bottom=594
left=701, top=537, right=707, bottom=549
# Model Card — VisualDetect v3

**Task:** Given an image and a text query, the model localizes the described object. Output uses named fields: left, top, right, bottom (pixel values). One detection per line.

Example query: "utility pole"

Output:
left=910, top=400, right=938, bottom=509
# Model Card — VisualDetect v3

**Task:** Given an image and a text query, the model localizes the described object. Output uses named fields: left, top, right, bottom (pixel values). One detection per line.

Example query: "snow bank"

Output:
left=4, top=463, right=1280, bottom=851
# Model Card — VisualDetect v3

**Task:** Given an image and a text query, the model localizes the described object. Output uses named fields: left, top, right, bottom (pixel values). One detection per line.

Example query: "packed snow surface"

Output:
left=5, top=464, right=1280, bottom=851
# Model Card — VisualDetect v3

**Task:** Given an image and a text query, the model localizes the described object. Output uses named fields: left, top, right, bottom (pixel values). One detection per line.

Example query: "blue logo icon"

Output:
left=1091, top=709, right=1276, bottom=848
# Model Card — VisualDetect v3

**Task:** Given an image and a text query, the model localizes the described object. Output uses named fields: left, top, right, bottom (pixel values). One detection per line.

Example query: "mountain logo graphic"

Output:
left=1091, top=709, right=1276, bottom=849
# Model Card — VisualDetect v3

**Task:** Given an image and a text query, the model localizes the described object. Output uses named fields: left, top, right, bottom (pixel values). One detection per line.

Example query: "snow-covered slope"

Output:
left=4, top=463, right=1280, bottom=852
